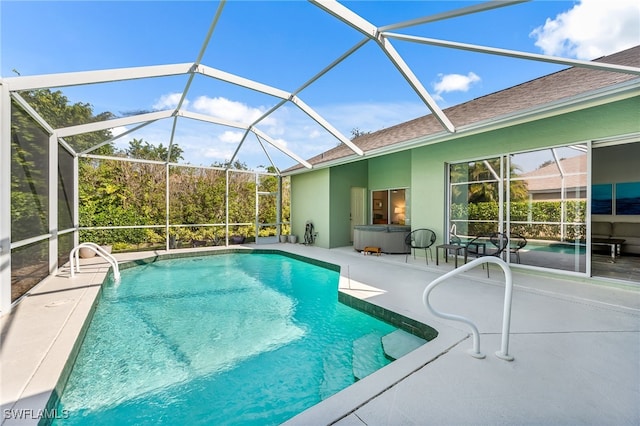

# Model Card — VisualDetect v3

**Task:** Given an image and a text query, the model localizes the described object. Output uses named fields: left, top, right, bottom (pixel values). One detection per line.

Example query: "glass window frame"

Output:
left=447, top=143, right=588, bottom=275
left=370, top=187, right=409, bottom=225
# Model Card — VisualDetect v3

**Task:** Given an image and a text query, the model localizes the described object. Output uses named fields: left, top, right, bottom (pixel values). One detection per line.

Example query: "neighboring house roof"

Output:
left=520, top=155, right=587, bottom=194
left=285, top=45, right=640, bottom=173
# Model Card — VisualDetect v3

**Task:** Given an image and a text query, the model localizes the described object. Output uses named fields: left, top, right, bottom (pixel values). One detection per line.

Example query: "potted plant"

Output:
left=288, top=234, right=298, bottom=244
left=230, top=235, right=245, bottom=245
left=78, top=246, right=96, bottom=258
left=279, top=234, right=288, bottom=243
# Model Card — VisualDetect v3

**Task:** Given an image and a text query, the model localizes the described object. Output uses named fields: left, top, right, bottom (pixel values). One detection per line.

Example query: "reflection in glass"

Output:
left=372, top=189, right=406, bottom=225
left=450, top=158, right=501, bottom=238
left=450, top=146, right=587, bottom=273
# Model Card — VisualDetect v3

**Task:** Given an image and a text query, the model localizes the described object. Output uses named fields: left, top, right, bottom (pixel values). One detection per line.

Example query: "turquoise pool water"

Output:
left=523, top=241, right=586, bottom=255
left=52, top=253, right=399, bottom=425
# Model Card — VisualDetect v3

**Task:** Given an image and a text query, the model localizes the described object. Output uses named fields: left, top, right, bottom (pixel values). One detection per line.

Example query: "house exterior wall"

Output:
left=329, top=161, right=368, bottom=248
left=291, top=96, right=640, bottom=250
left=411, top=97, right=639, bottom=244
left=291, top=168, right=330, bottom=247
left=367, top=151, right=411, bottom=192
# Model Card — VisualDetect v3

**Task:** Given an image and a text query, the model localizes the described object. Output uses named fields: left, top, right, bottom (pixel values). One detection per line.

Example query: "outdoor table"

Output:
left=592, top=238, right=625, bottom=262
left=436, top=243, right=467, bottom=268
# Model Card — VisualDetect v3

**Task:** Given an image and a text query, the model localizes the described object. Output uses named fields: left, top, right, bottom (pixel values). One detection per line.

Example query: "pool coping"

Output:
left=1, top=246, right=455, bottom=426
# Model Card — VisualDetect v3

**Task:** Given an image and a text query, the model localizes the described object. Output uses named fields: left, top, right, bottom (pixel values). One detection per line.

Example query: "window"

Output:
left=448, top=145, right=587, bottom=273
left=372, top=188, right=408, bottom=225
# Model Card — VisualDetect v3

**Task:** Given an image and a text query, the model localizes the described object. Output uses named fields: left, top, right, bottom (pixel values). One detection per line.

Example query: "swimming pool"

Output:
left=522, top=240, right=586, bottom=255
left=51, top=252, right=429, bottom=425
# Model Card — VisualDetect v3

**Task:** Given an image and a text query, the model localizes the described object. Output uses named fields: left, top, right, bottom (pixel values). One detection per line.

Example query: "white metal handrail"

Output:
left=69, top=242, right=121, bottom=282
left=422, top=256, right=514, bottom=361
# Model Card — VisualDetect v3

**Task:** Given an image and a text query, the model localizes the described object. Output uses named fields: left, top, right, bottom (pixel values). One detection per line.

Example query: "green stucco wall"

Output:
left=290, top=96, right=640, bottom=250
left=291, top=161, right=368, bottom=248
left=329, top=161, right=368, bottom=248
left=290, top=168, right=329, bottom=247
left=368, top=151, right=411, bottom=191
left=411, top=97, right=640, bottom=244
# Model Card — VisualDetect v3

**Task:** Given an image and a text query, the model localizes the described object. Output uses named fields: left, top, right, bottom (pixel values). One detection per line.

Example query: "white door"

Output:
left=350, top=187, right=366, bottom=241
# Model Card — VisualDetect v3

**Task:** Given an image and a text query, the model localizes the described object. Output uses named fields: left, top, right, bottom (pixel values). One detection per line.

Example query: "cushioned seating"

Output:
left=353, top=225, right=411, bottom=254
left=591, top=221, right=612, bottom=239
left=591, top=221, right=640, bottom=255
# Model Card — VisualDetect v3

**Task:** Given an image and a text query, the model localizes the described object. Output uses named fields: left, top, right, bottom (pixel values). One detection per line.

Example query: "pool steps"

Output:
left=352, top=333, right=388, bottom=381
left=381, top=329, right=428, bottom=361
left=352, top=330, right=426, bottom=381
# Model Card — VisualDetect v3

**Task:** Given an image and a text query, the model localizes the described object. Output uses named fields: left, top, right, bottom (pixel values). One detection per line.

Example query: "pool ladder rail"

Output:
left=69, top=242, right=121, bottom=282
left=422, top=256, right=514, bottom=361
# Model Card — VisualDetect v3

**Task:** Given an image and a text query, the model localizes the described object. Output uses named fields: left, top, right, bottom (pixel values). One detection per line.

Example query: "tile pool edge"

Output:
left=117, top=247, right=341, bottom=273
left=338, top=292, right=438, bottom=341
left=40, top=285, right=105, bottom=425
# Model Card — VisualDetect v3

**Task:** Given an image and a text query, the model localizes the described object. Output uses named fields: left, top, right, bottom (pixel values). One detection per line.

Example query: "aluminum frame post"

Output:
left=49, top=134, right=59, bottom=274
left=0, top=83, right=12, bottom=314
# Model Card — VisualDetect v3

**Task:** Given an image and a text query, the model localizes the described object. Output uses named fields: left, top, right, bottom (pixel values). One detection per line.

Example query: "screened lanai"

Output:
left=2, top=0, right=639, bottom=314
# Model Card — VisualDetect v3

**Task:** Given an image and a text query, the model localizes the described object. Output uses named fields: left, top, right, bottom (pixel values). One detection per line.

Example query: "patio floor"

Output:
left=1, top=244, right=638, bottom=425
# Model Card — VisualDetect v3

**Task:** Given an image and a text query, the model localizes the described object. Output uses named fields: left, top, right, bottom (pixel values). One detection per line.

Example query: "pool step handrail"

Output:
left=422, top=256, right=514, bottom=361
left=69, top=242, right=121, bottom=282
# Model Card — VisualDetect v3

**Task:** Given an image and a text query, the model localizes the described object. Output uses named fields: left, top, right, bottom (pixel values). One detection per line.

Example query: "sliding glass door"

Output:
left=448, top=145, right=587, bottom=273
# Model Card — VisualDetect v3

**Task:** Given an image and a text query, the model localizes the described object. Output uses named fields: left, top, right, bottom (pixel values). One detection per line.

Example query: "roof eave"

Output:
left=283, top=79, right=640, bottom=176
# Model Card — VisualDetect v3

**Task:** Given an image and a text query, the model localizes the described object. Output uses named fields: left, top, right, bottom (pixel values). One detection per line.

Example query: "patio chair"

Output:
left=405, top=228, right=437, bottom=264
left=467, top=232, right=509, bottom=277
left=509, top=233, right=527, bottom=264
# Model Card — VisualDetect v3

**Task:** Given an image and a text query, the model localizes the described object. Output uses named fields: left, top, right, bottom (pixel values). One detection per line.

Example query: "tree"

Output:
left=125, top=138, right=183, bottom=162
left=350, top=127, right=370, bottom=140
left=19, top=89, right=115, bottom=155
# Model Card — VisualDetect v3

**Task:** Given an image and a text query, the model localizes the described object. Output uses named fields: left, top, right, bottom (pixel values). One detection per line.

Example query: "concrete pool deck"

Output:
left=1, top=244, right=638, bottom=425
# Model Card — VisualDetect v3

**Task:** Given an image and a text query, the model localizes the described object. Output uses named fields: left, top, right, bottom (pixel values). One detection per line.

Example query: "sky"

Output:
left=2, top=0, right=639, bottom=170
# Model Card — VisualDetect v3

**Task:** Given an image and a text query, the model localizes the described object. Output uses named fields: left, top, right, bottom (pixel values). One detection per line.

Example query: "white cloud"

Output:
left=123, top=95, right=432, bottom=168
left=191, top=96, right=277, bottom=128
left=110, top=126, right=127, bottom=137
left=153, top=92, right=185, bottom=110
left=202, top=146, right=236, bottom=160
left=218, top=130, right=244, bottom=144
left=308, top=129, right=322, bottom=139
left=433, top=72, right=481, bottom=96
left=269, top=137, right=289, bottom=150
left=530, top=0, right=640, bottom=60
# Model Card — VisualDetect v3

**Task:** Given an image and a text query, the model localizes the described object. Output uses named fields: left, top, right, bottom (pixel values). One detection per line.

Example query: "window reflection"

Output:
left=372, top=189, right=407, bottom=225
left=450, top=157, right=502, bottom=237
left=449, top=145, right=587, bottom=273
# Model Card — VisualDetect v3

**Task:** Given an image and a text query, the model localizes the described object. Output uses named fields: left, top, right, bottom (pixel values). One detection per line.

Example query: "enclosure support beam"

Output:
left=225, top=170, right=230, bottom=246
left=73, top=156, right=79, bottom=249
left=166, top=163, right=171, bottom=251
left=0, top=83, right=12, bottom=314
left=277, top=177, right=283, bottom=237
left=309, top=0, right=455, bottom=133
left=49, top=134, right=59, bottom=275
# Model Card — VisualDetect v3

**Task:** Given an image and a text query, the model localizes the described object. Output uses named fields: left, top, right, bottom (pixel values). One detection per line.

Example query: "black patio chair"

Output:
left=509, top=233, right=527, bottom=264
left=405, top=228, right=437, bottom=264
left=467, top=232, right=509, bottom=277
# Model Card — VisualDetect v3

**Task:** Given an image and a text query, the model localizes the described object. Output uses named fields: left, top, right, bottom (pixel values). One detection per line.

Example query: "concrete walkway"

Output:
left=1, top=244, right=639, bottom=425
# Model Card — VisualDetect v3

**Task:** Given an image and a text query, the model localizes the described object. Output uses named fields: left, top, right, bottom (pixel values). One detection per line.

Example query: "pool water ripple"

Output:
left=52, top=253, right=399, bottom=425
